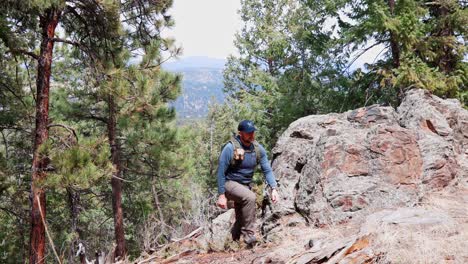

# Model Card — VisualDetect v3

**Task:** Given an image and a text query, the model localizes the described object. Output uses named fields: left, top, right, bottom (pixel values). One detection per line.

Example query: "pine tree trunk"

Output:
left=107, top=94, right=127, bottom=260
left=209, top=121, right=214, bottom=177
left=151, top=179, right=166, bottom=227
left=431, top=4, right=455, bottom=73
left=67, top=188, right=80, bottom=264
left=1, top=131, right=8, bottom=160
left=20, top=217, right=27, bottom=264
left=388, top=0, right=400, bottom=68
left=29, top=8, right=60, bottom=264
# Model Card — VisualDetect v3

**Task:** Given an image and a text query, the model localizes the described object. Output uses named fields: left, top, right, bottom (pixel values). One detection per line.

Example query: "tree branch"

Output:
left=48, top=124, right=79, bottom=143
left=52, top=37, right=82, bottom=47
left=344, top=41, right=385, bottom=73
left=112, top=174, right=135, bottom=183
left=52, top=37, right=98, bottom=64
left=0, top=206, right=19, bottom=217
left=69, top=111, right=108, bottom=124
left=87, top=114, right=108, bottom=124
left=8, top=49, right=39, bottom=60
left=0, top=82, right=28, bottom=108
left=0, top=125, right=24, bottom=131
left=24, top=60, right=37, bottom=104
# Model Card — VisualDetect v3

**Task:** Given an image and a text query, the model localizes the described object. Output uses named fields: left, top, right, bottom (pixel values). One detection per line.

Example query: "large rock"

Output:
left=201, top=209, right=236, bottom=251
left=268, top=89, right=467, bottom=227
left=397, top=89, right=467, bottom=189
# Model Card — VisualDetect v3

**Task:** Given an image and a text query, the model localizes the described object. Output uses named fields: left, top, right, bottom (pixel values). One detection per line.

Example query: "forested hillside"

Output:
left=164, top=57, right=225, bottom=120
left=0, top=0, right=465, bottom=263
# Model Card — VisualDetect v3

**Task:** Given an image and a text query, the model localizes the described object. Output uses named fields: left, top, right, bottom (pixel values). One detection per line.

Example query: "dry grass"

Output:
left=370, top=188, right=468, bottom=264
left=371, top=221, right=467, bottom=263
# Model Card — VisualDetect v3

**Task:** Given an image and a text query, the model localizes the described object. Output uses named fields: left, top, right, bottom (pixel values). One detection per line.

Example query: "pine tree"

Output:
left=335, top=0, right=467, bottom=100
left=0, top=3, right=65, bottom=262
left=51, top=1, right=182, bottom=259
left=0, top=1, right=181, bottom=261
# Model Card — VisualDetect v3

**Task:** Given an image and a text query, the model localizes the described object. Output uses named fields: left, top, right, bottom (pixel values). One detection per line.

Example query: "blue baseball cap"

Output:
left=238, top=120, right=257, bottom=133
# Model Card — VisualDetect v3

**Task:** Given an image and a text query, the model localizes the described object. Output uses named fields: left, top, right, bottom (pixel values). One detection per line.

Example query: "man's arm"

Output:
left=216, top=143, right=233, bottom=209
left=217, top=143, right=233, bottom=194
left=259, top=145, right=279, bottom=203
left=258, top=145, right=277, bottom=188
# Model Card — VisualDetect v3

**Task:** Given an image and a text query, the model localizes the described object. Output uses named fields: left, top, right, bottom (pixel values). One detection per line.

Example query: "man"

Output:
left=216, top=120, right=279, bottom=245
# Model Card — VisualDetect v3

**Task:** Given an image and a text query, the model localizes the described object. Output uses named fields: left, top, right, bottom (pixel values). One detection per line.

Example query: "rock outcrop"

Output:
left=268, top=89, right=467, bottom=229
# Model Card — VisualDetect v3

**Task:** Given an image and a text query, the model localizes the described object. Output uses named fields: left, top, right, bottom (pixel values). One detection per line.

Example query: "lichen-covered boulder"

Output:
left=268, top=89, right=467, bottom=227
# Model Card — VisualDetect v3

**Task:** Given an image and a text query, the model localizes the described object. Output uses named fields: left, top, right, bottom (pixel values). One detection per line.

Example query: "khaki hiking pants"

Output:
left=225, top=180, right=256, bottom=240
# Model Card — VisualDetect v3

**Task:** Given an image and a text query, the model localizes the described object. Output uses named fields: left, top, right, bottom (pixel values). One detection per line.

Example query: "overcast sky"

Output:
left=164, top=0, right=383, bottom=68
left=165, top=0, right=242, bottom=59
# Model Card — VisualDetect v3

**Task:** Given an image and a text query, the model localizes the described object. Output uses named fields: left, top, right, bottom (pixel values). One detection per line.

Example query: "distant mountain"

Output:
left=164, top=57, right=227, bottom=120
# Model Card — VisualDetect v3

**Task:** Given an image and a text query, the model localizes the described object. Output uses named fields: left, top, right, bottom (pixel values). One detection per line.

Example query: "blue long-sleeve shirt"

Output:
left=217, top=138, right=277, bottom=194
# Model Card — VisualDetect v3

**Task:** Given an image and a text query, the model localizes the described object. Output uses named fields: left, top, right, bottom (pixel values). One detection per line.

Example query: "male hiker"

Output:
left=216, top=120, right=279, bottom=245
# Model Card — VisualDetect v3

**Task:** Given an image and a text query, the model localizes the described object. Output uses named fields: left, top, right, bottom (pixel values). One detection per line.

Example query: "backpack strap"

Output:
left=252, top=140, right=261, bottom=165
left=228, top=136, right=242, bottom=167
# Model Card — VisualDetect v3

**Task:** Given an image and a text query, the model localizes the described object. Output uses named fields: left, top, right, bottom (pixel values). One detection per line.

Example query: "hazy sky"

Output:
left=166, top=0, right=242, bottom=59
left=164, top=0, right=383, bottom=67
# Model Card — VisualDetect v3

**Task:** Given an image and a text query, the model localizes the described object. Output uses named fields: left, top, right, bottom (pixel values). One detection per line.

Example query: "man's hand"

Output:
left=271, top=189, right=279, bottom=204
left=217, top=194, right=227, bottom=209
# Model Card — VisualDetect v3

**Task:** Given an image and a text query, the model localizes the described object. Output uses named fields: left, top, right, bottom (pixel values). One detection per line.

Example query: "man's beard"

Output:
left=242, top=138, right=253, bottom=144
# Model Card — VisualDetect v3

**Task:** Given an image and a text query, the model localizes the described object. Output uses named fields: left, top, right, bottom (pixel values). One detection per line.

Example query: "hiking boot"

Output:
left=231, top=224, right=241, bottom=241
left=243, top=234, right=257, bottom=246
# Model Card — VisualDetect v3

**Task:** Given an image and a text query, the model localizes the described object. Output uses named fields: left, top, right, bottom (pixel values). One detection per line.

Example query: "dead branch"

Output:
left=137, top=249, right=197, bottom=264
left=8, top=48, right=39, bottom=60
left=169, top=227, right=204, bottom=243
left=161, top=250, right=197, bottom=264
left=37, top=196, right=62, bottom=264
left=48, top=123, right=79, bottom=143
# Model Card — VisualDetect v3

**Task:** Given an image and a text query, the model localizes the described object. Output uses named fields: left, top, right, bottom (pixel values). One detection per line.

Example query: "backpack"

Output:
left=223, top=136, right=261, bottom=167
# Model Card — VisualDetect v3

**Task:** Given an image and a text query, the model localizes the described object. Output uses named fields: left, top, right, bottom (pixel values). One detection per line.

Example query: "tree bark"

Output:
left=388, top=0, right=400, bottom=68
left=430, top=3, right=455, bottom=73
left=1, top=131, right=8, bottom=160
left=19, top=217, right=27, bottom=264
left=209, top=121, right=214, bottom=177
left=107, top=94, right=127, bottom=260
left=29, top=7, right=60, bottom=264
left=67, top=188, right=80, bottom=264
left=151, top=178, right=165, bottom=227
